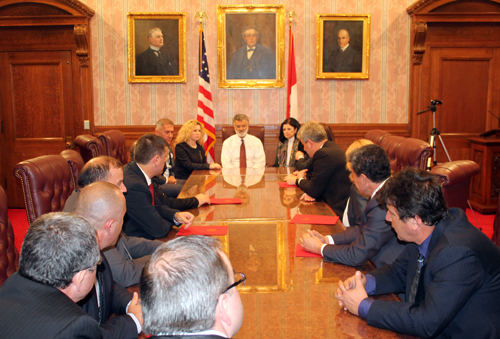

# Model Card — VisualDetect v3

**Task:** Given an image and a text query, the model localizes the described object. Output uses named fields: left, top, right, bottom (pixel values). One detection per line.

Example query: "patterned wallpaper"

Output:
left=81, top=0, right=414, bottom=126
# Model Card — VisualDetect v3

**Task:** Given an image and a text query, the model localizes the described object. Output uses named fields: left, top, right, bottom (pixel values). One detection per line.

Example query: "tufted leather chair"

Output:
left=395, top=137, right=434, bottom=171
left=379, top=135, right=406, bottom=173
left=222, top=126, right=265, bottom=145
left=13, top=155, right=75, bottom=226
left=98, top=130, right=128, bottom=165
left=365, top=130, right=391, bottom=145
left=0, top=185, right=19, bottom=287
left=74, top=134, right=104, bottom=163
left=60, top=150, right=85, bottom=189
left=430, top=160, right=480, bottom=212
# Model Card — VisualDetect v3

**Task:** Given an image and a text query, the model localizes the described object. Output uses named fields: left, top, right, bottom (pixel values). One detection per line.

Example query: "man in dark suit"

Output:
left=336, top=168, right=500, bottom=339
left=123, top=134, right=210, bottom=239
left=324, top=29, right=362, bottom=73
left=136, top=28, right=176, bottom=76
left=0, top=212, right=101, bottom=338
left=75, top=182, right=143, bottom=339
left=285, top=121, right=351, bottom=216
left=299, top=144, right=405, bottom=268
left=141, top=236, right=244, bottom=338
left=227, top=26, right=276, bottom=79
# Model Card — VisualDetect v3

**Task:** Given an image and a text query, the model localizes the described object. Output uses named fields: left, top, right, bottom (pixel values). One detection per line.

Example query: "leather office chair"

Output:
left=98, top=130, right=128, bottom=165
left=395, top=137, right=434, bottom=171
left=0, top=185, right=19, bottom=287
left=365, top=130, right=391, bottom=145
left=319, top=123, right=335, bottom=142
left=13, top=155, right=75, bottom=225
left=430, top=160, right=480, bottom=212
left=221, top=125, right=265, bottom=145
left=74, top=134, right=104, bottom=163
left=60, top=149, right=85, bottom=189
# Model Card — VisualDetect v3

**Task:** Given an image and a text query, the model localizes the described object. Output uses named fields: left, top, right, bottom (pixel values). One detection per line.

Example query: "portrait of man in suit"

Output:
left=227, top=25, right=276, bottom=79
left=136, top=27, right=177, bottom=76
left=324, top=28, right=362, bottom=73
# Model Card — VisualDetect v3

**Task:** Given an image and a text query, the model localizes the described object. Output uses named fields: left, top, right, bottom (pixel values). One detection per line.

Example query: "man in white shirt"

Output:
left=221, top=114, right=266, bottom=169
left=141, top=236, right=244, bottom=339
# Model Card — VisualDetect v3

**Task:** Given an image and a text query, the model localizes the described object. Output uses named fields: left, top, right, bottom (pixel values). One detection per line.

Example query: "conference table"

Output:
left=160, top=167, right=413, bottom=339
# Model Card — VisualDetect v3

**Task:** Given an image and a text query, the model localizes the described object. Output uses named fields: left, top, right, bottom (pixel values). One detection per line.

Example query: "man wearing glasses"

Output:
left=141, top=235, right=245, bottom=338
left=227, top=26, right=276, bottom=80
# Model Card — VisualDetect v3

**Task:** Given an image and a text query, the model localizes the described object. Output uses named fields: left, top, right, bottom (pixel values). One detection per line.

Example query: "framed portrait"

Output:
left=127, top=13, right=186, bottom=83
left=217, top=5, right=285, bottom=89
left=316, top=14, right=370, bottom=80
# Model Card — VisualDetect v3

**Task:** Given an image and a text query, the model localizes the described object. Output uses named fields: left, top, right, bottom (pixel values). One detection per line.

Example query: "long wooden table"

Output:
left=167, top=167, right=413, bottom=339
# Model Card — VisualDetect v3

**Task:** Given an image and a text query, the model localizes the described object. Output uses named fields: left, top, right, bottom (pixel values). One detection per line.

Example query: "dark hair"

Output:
left=78, top=156, right=123, bottom=188
left=18, top=212, right=100, bottom=289
left=278, top=118, right=301, bottom=143
left=381, top=167, right=449, bottom=225
left=141, top=236, right=230, bottom=335
left=348, top=144, right=391, bottom=183
left=134, top=134, right=168, bottom=165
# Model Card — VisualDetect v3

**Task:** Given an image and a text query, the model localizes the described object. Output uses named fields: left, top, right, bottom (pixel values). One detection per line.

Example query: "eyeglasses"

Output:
left=224, top=272, right=246, bottom=293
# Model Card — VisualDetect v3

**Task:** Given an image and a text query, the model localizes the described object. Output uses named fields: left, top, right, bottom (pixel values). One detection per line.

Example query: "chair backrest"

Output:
left=379, top=135, right=405, bottom=173
left=74, top=134, right=104, bottom=163
left=319, top=123, right=335, bottom=142
left=60, top=150, right=85, bottom=189
left=0, top=185, right=19, bottom=287
left=221, top=126, right=265, bottom=144
left=13, top=155, right=75, bottom=225
left=394, top=137, right=434, bottom=171
left=430, top=160, right=480, bottom=211
left=98, top=130, right=129, bottom=165
left=365, top=130, right=391, bottom=145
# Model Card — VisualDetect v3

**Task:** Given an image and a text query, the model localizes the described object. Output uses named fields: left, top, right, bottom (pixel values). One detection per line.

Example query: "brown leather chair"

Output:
left=74, top=134, right=104, bottom=163
left=60, top=149, right=85, bottom=189
left=319, top=123, right=335, bottom=142
left=379, top=135, right=405, bottom=173
left=430, top=160, right=480, bottom=212
left=365, top=130, right=391, bottom=145
left=13, top=155, right=75, bottom=225
left=0, top=185, right=19, bottom=287
left=98, top=130, right=128, bottom=165
left=221, top=126, right=265, bottom=144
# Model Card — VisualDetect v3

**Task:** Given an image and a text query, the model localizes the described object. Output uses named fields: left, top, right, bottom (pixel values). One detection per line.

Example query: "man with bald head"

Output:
left=75, top=182, right=143, bottom=339
left=64, top=155, right=162, bottom=288
left=324, top=28, right=362, bottom=73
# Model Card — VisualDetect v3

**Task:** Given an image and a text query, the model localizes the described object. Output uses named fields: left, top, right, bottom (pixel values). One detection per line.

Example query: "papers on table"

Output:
left=295, top=243, right=322, bottom=257
left=290, top=214, right=339, bottom=225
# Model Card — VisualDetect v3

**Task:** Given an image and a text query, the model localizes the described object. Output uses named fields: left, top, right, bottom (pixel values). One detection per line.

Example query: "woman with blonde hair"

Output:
left=173, top=119, right=221, bottom=180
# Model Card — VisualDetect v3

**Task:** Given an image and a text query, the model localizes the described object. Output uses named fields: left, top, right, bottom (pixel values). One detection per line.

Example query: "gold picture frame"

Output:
left=316, top=14, right=370, bottom=80
left=127, top=13, right=186, bottom=83
left=217, top=5, right=285, bottom=89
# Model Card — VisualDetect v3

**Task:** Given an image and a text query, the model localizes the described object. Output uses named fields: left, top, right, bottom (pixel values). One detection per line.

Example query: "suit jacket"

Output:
left=78, top=253, right=137, bottom=339
left=346, top=184, right=369, bottom=228
left=227, top=44, right=275, bottom=79
left=136, top=47, right=176, bottom=76
left=123, top=161, right=199, bottom=239
left=324, top=45, right=362, bottom=73
left=103, top=233, right=163, bottom=287
left=296, top=141, right=351, bottom=216
left=323, top=190, right=405, bottom=267
left=367, top=208, right=500, bottom=338
left=0, top=273, right=101, bottom=338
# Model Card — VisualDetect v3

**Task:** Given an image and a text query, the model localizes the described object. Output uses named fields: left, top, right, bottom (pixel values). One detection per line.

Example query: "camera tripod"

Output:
left=417, top=99, right=452, bottom=170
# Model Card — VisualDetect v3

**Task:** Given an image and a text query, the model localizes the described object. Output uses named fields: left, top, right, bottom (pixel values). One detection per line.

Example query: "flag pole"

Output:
left=286, top=11, right=298, bottom=120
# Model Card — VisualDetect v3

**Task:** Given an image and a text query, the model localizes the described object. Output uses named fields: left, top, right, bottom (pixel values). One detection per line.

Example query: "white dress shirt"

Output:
left=221, top=133, right=266, bottom=169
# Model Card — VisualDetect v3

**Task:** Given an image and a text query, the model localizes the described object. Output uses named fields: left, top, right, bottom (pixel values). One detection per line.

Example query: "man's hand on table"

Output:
left=195, top=193, right=211, bottom=207
left=336, top=271, right=368, bottom=315
left=284, top=174, right=298, bottom=186
left=300, top=230, right=325, bottom=255
left=300, top=193, right=315, bottom=202
left=167, top=176, right=177, bottom=184
left=175, top=212, right=194, bottom=228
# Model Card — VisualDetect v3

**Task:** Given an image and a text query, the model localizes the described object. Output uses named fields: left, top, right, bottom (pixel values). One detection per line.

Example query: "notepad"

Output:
left=278, top=182, right=297, bottom=188
left=290, top=214, right=339, bottom=225
left=210, top=198, right=242, bottom=205
left=296, top=243, right=323, bottom=257
left=177, top=225, right=228, bottom=236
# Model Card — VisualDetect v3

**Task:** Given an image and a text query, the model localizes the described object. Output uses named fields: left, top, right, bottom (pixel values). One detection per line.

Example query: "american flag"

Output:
left=286, top=27, right=298, bottom=119
left=197, top=29, right=216, bottom=163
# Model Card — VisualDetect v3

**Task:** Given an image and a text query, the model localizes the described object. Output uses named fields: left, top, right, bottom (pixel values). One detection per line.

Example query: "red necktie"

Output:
left=240, top=139, right=247, bottom=168
left=149, top=183, right=155, bottom=206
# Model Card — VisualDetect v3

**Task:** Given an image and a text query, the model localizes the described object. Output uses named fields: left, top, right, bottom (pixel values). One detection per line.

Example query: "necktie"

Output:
left=149, top=183, right=155, bottom=206
left=240, top=139, right=247, bottom=168
left=96, top=264, right=104, bottom=324
left=409, top=252, right=424, bottom=302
